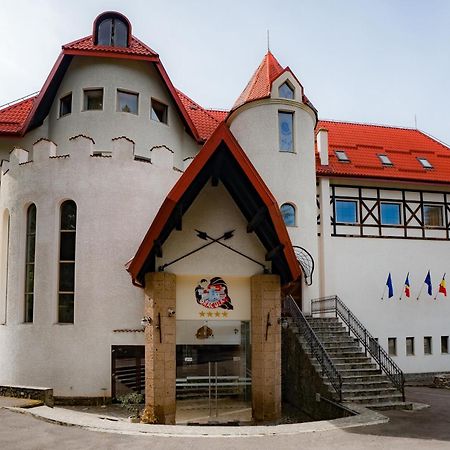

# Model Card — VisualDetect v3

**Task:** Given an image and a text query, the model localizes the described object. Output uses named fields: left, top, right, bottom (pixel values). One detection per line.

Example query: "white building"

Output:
left=0, top=11, right=448, bottom=420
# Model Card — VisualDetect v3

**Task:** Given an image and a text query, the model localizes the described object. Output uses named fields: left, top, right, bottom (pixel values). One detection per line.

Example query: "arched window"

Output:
left=279, top=81, right=294, bottom=100
left=281, top=203, right=296, bottom=227
left=24, top=204, right=36, bottom=323
left=94, top=12, right=130, bottom=48
left=58, top=201, right=77, bottom=324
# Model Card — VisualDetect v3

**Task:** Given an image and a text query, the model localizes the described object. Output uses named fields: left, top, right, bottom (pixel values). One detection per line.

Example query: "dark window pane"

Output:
left=84, top=89, right=103, bottom=110
left=279, top=82, right=294, bottom=99
left=98, top=19, right=112, bottom=45
left=381, top=203, right=401, bottom=225
left=424, top=205, right=443, bottom=227
left=151, top=99, right=168, bottom=123
left=279, top=112, right=293, bottom=151
left=59, top=263, right=75, bottom=292
left=26, top=235, right=35, bottom=263
left=113, top=19, right=128, bottom=47
left=335, top=200, right=357, bottom=223
left=60, top=232, right=76, bottom=261
left=27, top=206, right=36, bottom=233
left=25, top=264, right=35, bottom=293
left=58, top=294, right=74, bottom=323
left=59, top=94, right=72, bottom=117
left=61, top=201, right=77, bottom=230
left=118, top=91, right=138, bottom=114
left=24, top=294, right=33, bottom=323
left=280, top=203, right=295, bottom=226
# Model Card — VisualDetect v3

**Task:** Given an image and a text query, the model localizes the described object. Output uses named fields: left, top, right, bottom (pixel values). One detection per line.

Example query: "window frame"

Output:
left=24, top=204, right=36, bottom=323
left=95, top=13, right=130, bottom=48
left=380, top=202, right=402, bottom=226
left=59, top=93, right=72, bottom=118
left=441, top=336, right=449, bottom=354
left=388, top=337, right=397, bottom=356
left=406, top=337, right=415, bottom=356
left=278, top=111, right=294, bottom=152
left=278, top=81, right=295, bottom=100
left=423, top=204, right=444, bottom=228
left=378, top=154, right=393, bottom=166
left=83, top=88, right=104, bottom=111
left=335, top=200, right=358, bottom=224
left=280, top=203, right=296, bottom=227
left=335, top=150, right=350, bottom=163
left=58, top=200, right=77, bottom=324
left=150, top=98, right=168, bottom=124
left=417, top=157, right=433, bottom=169
left=117, top=89, right=139, bottom=115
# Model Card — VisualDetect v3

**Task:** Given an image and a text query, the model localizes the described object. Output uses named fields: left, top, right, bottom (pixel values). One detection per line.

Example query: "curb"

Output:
left=3, top=404, right=389, bottom=438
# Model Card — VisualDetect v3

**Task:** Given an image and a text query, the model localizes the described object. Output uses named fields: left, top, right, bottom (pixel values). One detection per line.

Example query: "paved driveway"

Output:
left=0, top=387, right=449, bottom=449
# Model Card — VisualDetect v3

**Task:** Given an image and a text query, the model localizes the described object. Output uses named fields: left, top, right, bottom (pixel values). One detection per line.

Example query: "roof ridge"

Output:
left=318, top=118, right=418, bottom=131
left=0, top=95, right=37, bottom=113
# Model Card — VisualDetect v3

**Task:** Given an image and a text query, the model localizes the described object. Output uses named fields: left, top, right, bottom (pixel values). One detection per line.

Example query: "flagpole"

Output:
left=416, top=283, right=424, bottom=301
left=381, top=284, right=387, bottom=301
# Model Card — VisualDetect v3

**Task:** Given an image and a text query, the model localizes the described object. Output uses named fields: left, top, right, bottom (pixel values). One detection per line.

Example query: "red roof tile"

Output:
left=0, top=96, right=36, bottom=134
left=232, top=52, right=284, bottom=110
left=316, top=120, right=450, bottom=184
left=63, top=35, right=158, bottom=59
left=175, top=89, right=224, bottom=141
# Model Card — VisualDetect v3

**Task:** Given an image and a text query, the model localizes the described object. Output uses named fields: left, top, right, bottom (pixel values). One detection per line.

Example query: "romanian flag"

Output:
left=404, top=273, right=411, bottom=298
left=439, top=274, right=447, bottom=297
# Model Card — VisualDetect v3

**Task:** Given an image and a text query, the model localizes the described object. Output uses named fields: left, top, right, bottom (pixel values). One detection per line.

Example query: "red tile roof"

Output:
left=232, top=51, right=283, bottom=110
left=175, top=89, right=224, bottom=141
left=316, top=120, right=450, bottom=184
left=63, top=35, right=158, bottom=59
left=0, top=96, right=36, bottom=134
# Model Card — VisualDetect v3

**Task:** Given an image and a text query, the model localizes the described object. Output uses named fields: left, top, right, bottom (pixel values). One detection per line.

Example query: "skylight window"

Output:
left=335, top=150, right=350, bottom=162
left=378, top=154, right=393, bottom=166
left=418, top=157, right=433, bottom=169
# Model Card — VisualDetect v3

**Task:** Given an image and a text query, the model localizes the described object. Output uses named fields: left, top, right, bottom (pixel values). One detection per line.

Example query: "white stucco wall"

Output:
left=43, top=57, right=199, bottom=167
left=0, top=137, right=182, bottom=396
left=229, top=95, right=319, bottom=306
left=318, top=179, right=450, bottom=374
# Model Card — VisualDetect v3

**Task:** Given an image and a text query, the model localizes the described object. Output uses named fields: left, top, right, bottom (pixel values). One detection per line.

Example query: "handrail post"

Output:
left=335, top=297, right=337, bottom=318
left=364, top=329, right=367, bottom=356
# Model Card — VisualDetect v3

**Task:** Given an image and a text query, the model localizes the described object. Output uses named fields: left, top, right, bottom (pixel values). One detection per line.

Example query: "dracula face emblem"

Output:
left=195, top=277, right=234, bottom=310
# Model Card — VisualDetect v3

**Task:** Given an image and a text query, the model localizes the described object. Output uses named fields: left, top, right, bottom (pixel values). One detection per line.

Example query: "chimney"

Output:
left=317, top=128, right=329, bottom=166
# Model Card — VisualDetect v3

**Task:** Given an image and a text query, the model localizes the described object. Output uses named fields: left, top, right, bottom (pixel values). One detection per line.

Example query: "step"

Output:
left=341, top=374, right=388, bottom=383
left=330, top=356, right=372, bottom=364
left=348, top=393, right=403, bottom=405
left=364, top=401, right=412, bottom=411
left=310, top=331, right=350, bottom=338
left=326, top=380, right=393, bottom=390
left=320, top=337, right=359, bottom=344
left=326, top=349, right=366, bottom=357
left=342, top=387, right=399, bottom=398
left=334, top=361, right=377, bottom=369
left=337, top=368, right=382, bottom=377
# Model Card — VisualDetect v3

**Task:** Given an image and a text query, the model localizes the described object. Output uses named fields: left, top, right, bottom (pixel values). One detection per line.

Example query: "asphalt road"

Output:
left=0, top=387, right=449, bottom=450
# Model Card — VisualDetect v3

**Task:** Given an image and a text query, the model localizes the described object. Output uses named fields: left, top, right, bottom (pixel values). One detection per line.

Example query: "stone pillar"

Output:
left=143, top=272, right=176, bottom=424
left=251, top=274, right=281, bottom=422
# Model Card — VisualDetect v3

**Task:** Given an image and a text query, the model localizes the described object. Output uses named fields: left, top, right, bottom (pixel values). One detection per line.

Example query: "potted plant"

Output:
left=118, top=392, right=144, bottom=423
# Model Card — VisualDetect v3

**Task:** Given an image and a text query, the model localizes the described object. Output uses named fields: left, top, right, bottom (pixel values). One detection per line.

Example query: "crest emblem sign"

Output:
left=195, top=277, right=234, bottom=310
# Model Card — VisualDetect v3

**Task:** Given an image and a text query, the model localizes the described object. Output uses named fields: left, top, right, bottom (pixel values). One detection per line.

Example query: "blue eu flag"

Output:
left=424, top=271, right=432, bottom=296
left=386, top=273, right=394, bottom=298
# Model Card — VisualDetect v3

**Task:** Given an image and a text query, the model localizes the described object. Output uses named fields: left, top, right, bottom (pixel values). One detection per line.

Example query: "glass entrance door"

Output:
left=175, top=321, right=251, bottom=423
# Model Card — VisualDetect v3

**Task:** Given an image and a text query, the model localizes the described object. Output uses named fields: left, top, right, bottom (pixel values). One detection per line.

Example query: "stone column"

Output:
left=142, top=272, right=176, bottom=424
left=251, top=274, right=281, bottom=422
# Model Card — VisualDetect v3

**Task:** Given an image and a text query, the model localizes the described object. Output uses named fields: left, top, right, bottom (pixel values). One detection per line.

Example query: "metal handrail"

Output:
left=311, top=295, right=405, bottom=401
left=285, top=295, right=342, bottom=401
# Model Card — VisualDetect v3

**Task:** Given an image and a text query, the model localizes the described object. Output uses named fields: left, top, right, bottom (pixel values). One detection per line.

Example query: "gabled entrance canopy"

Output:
left=128, top=123, right=301, bottom=286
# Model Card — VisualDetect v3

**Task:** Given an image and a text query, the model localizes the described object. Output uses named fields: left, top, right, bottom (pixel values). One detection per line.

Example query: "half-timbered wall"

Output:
left=330, top=184, right=450, bottom=240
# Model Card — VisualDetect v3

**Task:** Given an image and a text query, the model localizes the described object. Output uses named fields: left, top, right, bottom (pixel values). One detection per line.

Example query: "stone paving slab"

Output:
left=4, top=403, right=388, bottom=437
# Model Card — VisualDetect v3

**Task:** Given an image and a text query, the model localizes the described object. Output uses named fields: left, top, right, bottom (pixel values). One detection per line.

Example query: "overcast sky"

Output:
left=1, top=0, right=450, bottom=144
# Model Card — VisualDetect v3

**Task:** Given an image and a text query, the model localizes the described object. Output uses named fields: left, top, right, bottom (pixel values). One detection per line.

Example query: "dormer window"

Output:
left=378, top=154, right=393, bottom=166
left=94, top=12, right=130, bottom=48
left=279, top=82, right=294, bottom=100
left=418, top=157, right=433, bottom=169
left=335, top=150, right=350, bottom=162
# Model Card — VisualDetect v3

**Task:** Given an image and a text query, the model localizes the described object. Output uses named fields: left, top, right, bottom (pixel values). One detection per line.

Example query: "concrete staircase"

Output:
left=294, top=317, right=409, bottom=410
